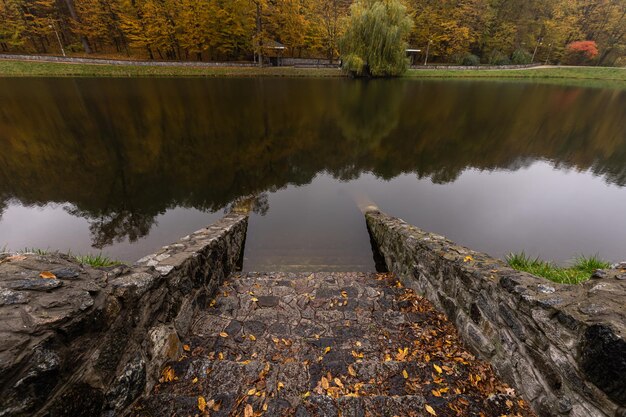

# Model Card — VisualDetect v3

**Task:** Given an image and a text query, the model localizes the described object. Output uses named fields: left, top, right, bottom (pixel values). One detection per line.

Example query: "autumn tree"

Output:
left=563, top=40, right=599, bottom=64
left=340, top=0, right=413, bottom=77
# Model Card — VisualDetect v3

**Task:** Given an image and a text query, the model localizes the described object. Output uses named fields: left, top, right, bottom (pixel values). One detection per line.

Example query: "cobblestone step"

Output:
left=132, top=272, right=536, bottom=417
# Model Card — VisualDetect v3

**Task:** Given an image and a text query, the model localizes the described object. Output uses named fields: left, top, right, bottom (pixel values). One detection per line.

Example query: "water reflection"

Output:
left=0, top=78, right=624, bottom=266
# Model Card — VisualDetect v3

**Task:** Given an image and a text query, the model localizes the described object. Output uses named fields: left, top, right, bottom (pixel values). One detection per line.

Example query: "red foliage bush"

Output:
left=564, top=40, right=599, bottom=64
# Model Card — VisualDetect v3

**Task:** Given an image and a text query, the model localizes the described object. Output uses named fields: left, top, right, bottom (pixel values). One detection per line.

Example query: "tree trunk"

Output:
left=63, top=0, right=92, bottom=53
left=256, top=2, right=263, bottom=67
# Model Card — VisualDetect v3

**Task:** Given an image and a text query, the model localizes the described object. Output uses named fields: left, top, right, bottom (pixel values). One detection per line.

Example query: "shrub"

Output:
left=563, top=40, right=599, bottom=65
left=511, top=49, right=532, bottom=64
left=460, top=53, right=480, bottom=66
left=488, top=50, right=511, bottom=65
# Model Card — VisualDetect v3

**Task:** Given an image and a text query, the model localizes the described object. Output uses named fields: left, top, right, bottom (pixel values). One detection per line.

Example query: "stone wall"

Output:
left=0, top=53, right=257, bottom=67
left=410, top=63, right=542, bottom=70
left=365, top=209, right=626, bottom=417
left=0, top=213, right=248, bottom=417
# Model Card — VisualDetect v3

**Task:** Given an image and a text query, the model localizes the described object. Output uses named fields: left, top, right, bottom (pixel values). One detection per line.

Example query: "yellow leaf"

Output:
left=249, top=334, right=256, bottom=341
left=402, top=369, right=408, bottom=379
left=464, top=256, right=473, bottom=263
left=355, top=341, right=362, bottom=347
left=244, top=404, right=254, bottom=417
left=425, top=404, right=437, bottom=416
left=341, top=291, right=348, bottom=298
left=263, top=403, right=268, bottom=411
left=247, top=388, right=256, bottom=395
left=219, top=332, right=228, bottom=338
left=161, top=366, right=175, bottom=382
left=218, top=352, right=224, bottom=360
left=251, top=297, right=259, bottom=302
left=303, top=391, right=311, bottom=398
left=432, top=389, right=441, bottom=397
left=198, top=396, right=207, bottom=412
left=324, top=347, right=331, bottom=354
left=433, top=364, right=443, bottom=374
left=39, top=271, right=56, bottom=279
left=334, top=378, right=344, bottom=388
left=192, top=377, right=198, bottom=384
left=183, top=344, right=190, bottom=352
left=348, top=365, right=357, bottom=377
left=209, top=300, right=216, bottom=307
left=351, top=350, right=364, bottom=359
left=321, top=377, right=329, bottom=390
left=277, top=381, right=285, bottom=391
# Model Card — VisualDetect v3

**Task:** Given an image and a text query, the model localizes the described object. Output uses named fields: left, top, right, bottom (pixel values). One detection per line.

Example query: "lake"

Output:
left=0, top=77, right=625, bottom=271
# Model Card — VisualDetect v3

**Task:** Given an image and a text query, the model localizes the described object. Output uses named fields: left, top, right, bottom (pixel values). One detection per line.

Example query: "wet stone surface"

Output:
left=132, top=272, right=535, bottom=417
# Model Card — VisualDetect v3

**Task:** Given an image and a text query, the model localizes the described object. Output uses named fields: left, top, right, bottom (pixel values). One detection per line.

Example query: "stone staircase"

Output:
left=131, top=272, right=535, bottom=417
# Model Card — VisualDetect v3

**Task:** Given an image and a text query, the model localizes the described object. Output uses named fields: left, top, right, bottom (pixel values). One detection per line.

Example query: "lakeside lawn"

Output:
left=0, top=59, right=624, bottom=85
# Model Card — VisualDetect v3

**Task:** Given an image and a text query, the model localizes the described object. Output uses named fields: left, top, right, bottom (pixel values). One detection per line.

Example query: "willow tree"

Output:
left=340, top=0, right=413, bottom=77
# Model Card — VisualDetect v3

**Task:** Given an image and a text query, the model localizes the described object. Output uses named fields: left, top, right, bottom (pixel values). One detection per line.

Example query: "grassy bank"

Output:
left=0, top=60, right=343, bottom=77
left=0, top=59, right=624, bottom=84
left=506, top=252, right=610, bottom=284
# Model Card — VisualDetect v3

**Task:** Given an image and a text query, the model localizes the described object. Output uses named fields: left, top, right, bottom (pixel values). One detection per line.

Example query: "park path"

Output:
left=131, top=272, right=535, bottom=417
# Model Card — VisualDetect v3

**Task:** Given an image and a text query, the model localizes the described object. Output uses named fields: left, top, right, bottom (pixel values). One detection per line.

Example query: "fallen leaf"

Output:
left=433, top=364, right=443, bottom=374
left=247, top=388, right=256, bottom=396
left=192, top=377, right=198, bottom=384
left=251, top=297, right=259, bottom=302
left=249, top=334, right=256, bottom=341
left=198, top=396, right=207, bottom=412
left=303, top=391, right=311, bottom=398
left=321, top=377, right=329, bottom=390
left=341, top=291, right=348, bottom=298
left=219, top=332, right=228, bottom=338
left=160, top=366, right=176, bottom=383
left=39, top=271, right=56, bottom=279
left=324, top=346, right=331, bottom=354
left=348, top=365, right=357, bottom=377
left=425, top=404, right=437, bottom=416
left=277, top=381, right=285, bottom=391
left=464, top=255, right=474, bottom=263
left=183, top=344, right=190, bottom=352
left=334, top=378, right=344, bottom=388
left=244, top=404, right=254, bottom=417
left=402, top=369, right=408, bottom=379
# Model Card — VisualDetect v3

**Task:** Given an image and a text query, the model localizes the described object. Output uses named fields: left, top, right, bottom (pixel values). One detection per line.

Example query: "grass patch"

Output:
left=13, top=247, right=121, bottom=267
left=506, top=252, right=610, bottom=284
left=74, top=253, right=121, bottom=267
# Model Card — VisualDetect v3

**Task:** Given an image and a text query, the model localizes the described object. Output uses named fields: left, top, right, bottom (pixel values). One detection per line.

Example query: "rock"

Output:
left=0, top=289, right=29, bottom=305
left=257, top=295, right=279, bottom=307
left=3, top=278, right=62, bottom=291
left=51, top=268, right=80, bottom=280
left=591, top=269, right=607, bottom=279
left=106, top=355, right=146, bottom=412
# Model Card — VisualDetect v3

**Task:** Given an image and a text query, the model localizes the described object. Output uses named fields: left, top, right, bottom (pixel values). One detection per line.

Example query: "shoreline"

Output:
left=0, top=58, right=624, bottom=86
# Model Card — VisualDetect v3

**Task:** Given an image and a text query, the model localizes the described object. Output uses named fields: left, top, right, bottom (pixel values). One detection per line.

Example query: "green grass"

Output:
left=0, top=60, right=343, bottom=77
left=13, top=247, right=121, bottom=267
left=406, top=66, right=626, bottom=81
left=506, top=252, right=611, bottom=284
left=74, top=253, right=121, bottom=267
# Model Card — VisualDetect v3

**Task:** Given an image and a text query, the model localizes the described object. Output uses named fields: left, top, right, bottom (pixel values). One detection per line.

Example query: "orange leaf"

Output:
left=198, top=396, right=207, bottom=412
left=39, top=271, right=56, bottom=279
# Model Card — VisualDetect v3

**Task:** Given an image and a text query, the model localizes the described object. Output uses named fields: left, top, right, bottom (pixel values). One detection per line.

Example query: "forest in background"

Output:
left=0, top=0, right=624, bottom=65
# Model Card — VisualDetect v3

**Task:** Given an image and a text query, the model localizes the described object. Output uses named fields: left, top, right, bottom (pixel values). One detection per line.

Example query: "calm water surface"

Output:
left=0, top=78, right=625, bottom=270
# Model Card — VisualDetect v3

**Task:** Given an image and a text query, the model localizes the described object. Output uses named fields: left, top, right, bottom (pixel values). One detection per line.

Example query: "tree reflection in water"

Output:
left=0, top=78, right=624, bottom=249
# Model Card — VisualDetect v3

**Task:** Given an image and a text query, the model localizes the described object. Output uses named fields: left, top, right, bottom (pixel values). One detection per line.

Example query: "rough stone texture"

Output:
left=0, top=213, right=247, bottom=417
left=132, top=272, right=535, bottom=417
left=366, top=209, right=626, bottom=417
